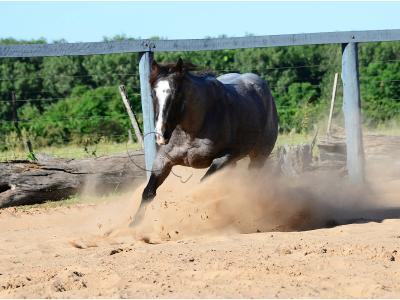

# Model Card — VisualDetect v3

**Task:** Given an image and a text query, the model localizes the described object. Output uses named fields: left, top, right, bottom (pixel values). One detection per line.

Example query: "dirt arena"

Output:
left=0, top=153, right=400, bottom=298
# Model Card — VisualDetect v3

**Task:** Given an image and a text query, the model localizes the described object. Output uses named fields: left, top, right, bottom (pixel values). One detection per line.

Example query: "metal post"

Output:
left=341, top=42, right=365, bottom=183
left=138, top=51, right=156, bottom=179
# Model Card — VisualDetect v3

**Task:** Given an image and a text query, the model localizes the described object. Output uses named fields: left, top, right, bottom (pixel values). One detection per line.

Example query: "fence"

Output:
left=0, top=61, right=334, bottom=160
left=1, top=58, right=332, bottom=161
left=0, top=67, right=143, bottom=160
left=1, top=29, right=400, bottom=183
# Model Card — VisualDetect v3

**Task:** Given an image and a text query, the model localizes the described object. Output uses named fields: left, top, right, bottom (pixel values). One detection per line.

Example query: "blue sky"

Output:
left=1, top=1, right=400, bottom=42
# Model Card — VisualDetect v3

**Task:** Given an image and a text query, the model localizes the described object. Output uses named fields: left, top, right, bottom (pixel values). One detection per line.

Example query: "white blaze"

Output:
left=154, top=80, right=171, bottom=144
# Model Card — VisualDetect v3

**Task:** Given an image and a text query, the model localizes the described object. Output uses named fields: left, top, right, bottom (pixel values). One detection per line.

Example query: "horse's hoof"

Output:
left=129, top=213, right=144, bottom=228
left=129, top=217, right=142, bottom=228
left=129, top=204, right=148, bottom=227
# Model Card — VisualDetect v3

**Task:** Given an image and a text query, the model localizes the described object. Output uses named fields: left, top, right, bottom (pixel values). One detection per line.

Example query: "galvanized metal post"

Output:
left=341, top=42, right=365, bottom=183
left=139, top=51, right=156, bottom=179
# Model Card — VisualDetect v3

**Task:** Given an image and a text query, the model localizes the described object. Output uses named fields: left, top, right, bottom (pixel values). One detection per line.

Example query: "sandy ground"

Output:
left=0, top=159, right=400, bottom=298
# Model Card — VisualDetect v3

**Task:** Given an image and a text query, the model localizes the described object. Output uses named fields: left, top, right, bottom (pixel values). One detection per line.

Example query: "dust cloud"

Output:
left=100, top=158, right=399, bottom=244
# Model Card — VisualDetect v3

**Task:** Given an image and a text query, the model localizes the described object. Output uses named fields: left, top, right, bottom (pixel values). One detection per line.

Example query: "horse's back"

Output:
left=217, top=72, right=278, bottom=157
left=216, top=73, right=241, bottom=84
left=217, top=73, right=272, bottom=106
left=217, top=72, right=268, bottom=90
left=217, top=72, right=274, bottom=116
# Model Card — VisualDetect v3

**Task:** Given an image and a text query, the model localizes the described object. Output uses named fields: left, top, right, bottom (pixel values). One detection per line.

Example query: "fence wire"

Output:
left=0, top=56, right=399, bottom=165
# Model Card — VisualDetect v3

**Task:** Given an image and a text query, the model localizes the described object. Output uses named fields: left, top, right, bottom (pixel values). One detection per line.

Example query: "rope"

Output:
left=124, top=135, right=194, bottom=184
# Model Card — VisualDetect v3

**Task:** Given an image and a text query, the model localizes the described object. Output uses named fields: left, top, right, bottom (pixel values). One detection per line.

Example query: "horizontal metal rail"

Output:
left=1, top=29, right=400, bottom=58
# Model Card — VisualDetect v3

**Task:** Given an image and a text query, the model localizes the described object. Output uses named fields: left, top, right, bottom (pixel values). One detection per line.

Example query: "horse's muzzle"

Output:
left=156, top=135, right=168, bottom=145
left=155, top=128, right=172, bottom=145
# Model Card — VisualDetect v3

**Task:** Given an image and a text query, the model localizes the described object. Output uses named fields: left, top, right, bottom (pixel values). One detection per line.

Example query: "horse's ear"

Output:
left=175, top=58, right=183, bottom=73
left=151, top=60, right=160, bottom=73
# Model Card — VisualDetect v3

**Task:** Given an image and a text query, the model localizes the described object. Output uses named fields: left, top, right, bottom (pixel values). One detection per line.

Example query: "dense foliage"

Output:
left=0, top=37, right=399, bottom=151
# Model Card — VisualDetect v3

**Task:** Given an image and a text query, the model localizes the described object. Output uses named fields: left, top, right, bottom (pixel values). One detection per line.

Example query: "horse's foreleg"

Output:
left=142, top=162, right=172, bottom=202
left=131, top=153, right=173, bottom=226
left=200, top=153, right=237, bottom=181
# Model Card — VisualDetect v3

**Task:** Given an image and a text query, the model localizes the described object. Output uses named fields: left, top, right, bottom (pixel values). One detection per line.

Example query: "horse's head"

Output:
left=150, top=58, right=195, bottom=145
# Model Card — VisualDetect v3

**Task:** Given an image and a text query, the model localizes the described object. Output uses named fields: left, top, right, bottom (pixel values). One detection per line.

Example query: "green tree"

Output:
left=1, top=36, right=400, bottom=150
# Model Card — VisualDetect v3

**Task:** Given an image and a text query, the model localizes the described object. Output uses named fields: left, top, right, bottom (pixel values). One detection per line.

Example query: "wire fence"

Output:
left=0, top=66, right=143, bottom=162
left=0, top=55, right=399, bottom=163
left=0, top=72, right=140, bottom=82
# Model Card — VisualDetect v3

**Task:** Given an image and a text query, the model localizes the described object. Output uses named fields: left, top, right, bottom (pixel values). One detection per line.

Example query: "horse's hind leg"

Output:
left=248, top=152, right=267, bottom=170
left=200, top=153, right=238, bottom=181
left=248, top=142, right=276, bottom=170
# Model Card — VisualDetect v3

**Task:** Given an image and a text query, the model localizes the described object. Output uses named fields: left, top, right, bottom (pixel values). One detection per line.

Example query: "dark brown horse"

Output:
left=133, top=58, right=278, bottom=223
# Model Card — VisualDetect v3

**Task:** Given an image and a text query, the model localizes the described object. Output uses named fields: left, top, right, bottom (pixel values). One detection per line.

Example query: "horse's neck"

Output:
left=180, top=76, right=216, bottom=135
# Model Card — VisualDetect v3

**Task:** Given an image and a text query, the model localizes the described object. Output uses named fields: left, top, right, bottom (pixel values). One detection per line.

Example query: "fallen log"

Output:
left=276, top=144, right=314, bottom=176
left=317, top=135, right=347, bottom=172
left=0, top=152, right=146, bottom=208
left=1, top=144, right=317, bottom=208
left=8, top=135, right=387, bottom=208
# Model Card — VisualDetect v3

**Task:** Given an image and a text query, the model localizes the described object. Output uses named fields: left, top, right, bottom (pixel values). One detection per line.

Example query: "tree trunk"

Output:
left=0, top=152, right=146, bottom=208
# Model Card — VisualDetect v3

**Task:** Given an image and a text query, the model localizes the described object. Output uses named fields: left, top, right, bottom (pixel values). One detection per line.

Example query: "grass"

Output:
left=366, top=127, right=400, bottom=136
left=12, top=196, right=84, bottom=212
left=0, top=141, right=141, bottom=161
left=3, top=126, right=398, bottom=162
left=1, top=133, right=312, bottom=162
left=276, top=132, right=313, bottom=146
left=10, top=193, right=123, bottom=213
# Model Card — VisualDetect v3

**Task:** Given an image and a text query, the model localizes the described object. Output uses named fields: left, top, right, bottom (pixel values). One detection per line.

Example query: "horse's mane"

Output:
left=150, top=61, right=216, bottom=86
left=194, top=69, right=217, bottom=78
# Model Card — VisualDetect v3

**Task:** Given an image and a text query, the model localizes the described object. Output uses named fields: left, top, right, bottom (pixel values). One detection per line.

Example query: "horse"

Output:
left=133, top=58, right=278, bottom=223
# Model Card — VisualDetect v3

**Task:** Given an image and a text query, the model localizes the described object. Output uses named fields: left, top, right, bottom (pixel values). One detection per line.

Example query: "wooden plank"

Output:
left=11, top=91, right=21, bottom=138
left=153, top=29, right=400, bottom=52
left=341, top=42, right=365, bottom=184
left=138, top=51, right=157, bottom=179
left=1, top=29, right=400, bottom=57
left=0, top=40, right=149, bottom=58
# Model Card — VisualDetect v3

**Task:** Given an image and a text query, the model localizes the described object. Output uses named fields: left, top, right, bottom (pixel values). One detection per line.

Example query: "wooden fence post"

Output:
left=11, top=91, right=21, bottom=138
left=326, top=72, right=338, bottom=136
left=341, top=42, right=365, bottom=183
left=119, top=85, right=144, bottom=148
left=139, top=51, right=156, bottom=179
left=11, top=91, right=36, bottom=160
